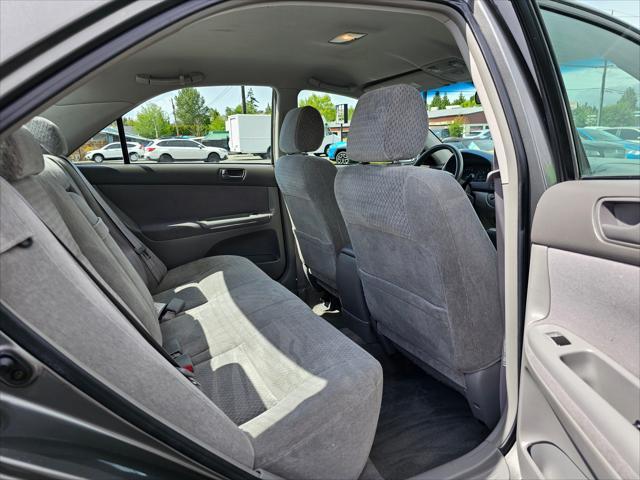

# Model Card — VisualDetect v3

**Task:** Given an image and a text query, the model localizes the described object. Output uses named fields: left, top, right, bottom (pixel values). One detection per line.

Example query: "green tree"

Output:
left=449, top=116, right=465, bottom=138
left=572, top=102, right=598, bottom=127
left=461, top=94, right=478, bottom=108
left=225, top=105, right=243, bottom=116
left=600, top=87, right=638, bottom=127
left=299, top=93, right=336, bottom=121
left=264, top=103, right=272, bottom=115
left=246, top=88, right=260, bottom=113
left=174, top=88, right=210, bottom=136
left=430, top=91, right=442, bottom=109
left=132, top=103, right=172, bottom=138
left=208, top=108, right=226, bottom=131
left=454, top=92, right=466, bottom=105
left=441, top=94, right=451, bottom=108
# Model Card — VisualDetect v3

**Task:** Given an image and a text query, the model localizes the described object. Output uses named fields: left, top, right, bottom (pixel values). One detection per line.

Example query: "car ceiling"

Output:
left=43, top=3, right=467, bottom=151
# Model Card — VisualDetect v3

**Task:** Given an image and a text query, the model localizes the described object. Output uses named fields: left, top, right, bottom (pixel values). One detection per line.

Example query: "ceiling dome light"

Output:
left=329, top=32, right=367, bottom=44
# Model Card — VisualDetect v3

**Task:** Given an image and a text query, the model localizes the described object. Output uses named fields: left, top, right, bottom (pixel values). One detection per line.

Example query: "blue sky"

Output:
left=128, top=0, right=637, bottom=119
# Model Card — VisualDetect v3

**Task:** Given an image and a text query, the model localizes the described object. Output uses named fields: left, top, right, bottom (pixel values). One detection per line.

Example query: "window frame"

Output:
left=530, top=0, right=640, bottom=180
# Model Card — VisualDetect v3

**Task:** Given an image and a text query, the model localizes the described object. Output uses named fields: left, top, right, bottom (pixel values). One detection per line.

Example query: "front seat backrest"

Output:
left=334, top=84, right=503, bottom=427
left=275, top=106, right=350, bottom=293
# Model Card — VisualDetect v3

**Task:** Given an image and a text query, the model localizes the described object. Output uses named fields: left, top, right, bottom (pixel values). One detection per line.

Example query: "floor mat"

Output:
left=369, top=356, right=489, bottom=480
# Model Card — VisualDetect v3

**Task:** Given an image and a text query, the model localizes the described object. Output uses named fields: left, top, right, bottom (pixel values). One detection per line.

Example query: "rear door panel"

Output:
left=78, top=163, right=287, bottom=279
left=518, top=179, right=640, bottom=479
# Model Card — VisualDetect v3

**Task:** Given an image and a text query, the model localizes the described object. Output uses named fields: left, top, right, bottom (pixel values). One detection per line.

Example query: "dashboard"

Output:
left=442, top=149, right=493, bottom=182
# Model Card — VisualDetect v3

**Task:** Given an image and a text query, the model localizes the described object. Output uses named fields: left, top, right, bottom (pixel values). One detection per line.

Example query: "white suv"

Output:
left=85, top=142, right=145, bottom=162
left=144, top=139, right=228, bottom=162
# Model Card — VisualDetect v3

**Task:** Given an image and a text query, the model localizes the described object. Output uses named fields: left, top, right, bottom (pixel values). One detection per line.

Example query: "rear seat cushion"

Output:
left=160, top=256, right=382, bottom=479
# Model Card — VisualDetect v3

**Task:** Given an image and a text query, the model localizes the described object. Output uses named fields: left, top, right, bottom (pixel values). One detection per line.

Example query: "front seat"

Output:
left=334, top=84, right=503, bottom=427
left=275, top=106, right=350, bottom=295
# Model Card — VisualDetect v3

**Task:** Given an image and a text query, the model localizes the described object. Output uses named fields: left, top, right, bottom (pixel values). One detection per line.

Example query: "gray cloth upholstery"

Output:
left=276, top=106, right=350, bottom=291
left=336, top=166, right=503, bottom=387
left=347, top=84, right=428, bottom=163
left=1, top=125, right=383, bottom=479
left=0, top=177, right=255, bottom=467
left=0, top=127, right=45, bottom=180
left=279, top=106, right=324, bottom=154
left=25, top=116, right=69, bottom=156
left=335, top=85, right=502, bottom=402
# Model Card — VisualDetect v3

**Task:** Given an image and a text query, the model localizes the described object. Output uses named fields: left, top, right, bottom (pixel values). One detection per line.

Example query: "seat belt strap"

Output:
left=20, top=191, right=198, bottom=387
left=48, top=155, right=165, bottom=284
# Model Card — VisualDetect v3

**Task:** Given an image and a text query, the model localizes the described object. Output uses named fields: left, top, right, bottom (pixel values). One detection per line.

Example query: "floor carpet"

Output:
left=311, top=303, right=489, bottom=479
left=368, top=356, right=489, bottom=480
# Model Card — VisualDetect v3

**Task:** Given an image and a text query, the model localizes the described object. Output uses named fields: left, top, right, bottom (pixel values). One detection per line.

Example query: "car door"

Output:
left=185, top=140, right=206, bottom=160
left=517, top=2, right=640, bottom=479
left=72, top=86, right=293, bottom=284
left=105, top=143, right=121, bottom=160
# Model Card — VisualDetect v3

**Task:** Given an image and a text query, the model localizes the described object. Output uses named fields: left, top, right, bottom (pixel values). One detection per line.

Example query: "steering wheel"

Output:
left=414, top=143, right=464, bottom=181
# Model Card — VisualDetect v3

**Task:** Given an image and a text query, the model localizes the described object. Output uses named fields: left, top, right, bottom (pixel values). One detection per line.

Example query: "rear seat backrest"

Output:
left=26, top=116, right=167, bottom=290
left=3, top=128, right=162, bottom=341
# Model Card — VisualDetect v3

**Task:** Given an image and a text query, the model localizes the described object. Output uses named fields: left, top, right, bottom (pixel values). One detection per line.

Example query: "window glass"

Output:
left=618, top=128, right=640, bottom=141
left=426, top=82, right=494, bottom=153
left=541, top=8, right=640, bottom=177
left=297, top=90, right=357, bottom=163
left=70, top=86, right=273, bottom=164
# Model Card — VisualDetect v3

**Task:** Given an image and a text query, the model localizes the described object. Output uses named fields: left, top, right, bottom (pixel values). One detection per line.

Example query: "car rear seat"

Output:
left=0, top=125, right=383, bottom=479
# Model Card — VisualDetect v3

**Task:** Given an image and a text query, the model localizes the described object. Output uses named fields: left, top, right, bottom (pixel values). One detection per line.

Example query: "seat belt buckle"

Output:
left=159, top=297, right=186, bottom=323
left=178, top=367, right=200, bottom=386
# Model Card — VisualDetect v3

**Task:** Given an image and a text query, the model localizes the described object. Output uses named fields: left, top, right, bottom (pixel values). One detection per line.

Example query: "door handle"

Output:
left=220, top=168, right=246, bottom=182
left=598, top=199, right=640, bottom=246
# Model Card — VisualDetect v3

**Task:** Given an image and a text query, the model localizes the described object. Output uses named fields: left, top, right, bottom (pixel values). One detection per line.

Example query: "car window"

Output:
left=540, top=7, right=640, bottom=177
left=297, top=90, right=356, bottom=162
left=618, top=128, right=639, bottom=141
left=70, top=86, right=273, bottom=164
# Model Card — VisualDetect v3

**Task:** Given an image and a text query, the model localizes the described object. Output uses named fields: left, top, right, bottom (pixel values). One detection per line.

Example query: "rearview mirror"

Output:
left=474, top=92, right=481, bottom=105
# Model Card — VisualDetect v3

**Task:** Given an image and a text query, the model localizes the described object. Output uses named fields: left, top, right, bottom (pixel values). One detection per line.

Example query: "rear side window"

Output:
left=540, top=7, right=640, bottom=177
left=70, top=86, right=273, bottom=164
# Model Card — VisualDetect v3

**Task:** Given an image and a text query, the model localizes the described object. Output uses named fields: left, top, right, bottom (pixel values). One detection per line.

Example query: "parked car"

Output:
left=327, top=141, right=350, bottom=164
left=430, top=125, right=450, bottom=139
left=313, top=127, right=339, bottom=156
left=84, top=142, right=144, bottom=162
left=598, top=126, right=640, bottom=142
left=144, top=138, right=228, bottom=162
left=577, top=128, right=639, bottom=159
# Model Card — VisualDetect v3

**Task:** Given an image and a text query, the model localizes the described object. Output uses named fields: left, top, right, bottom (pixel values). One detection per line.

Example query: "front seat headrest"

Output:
left=25, top=116, right=69, bottom=157
left=0, top=127, right=45, bottom=182
left=348, top=84, right=428, bottom=163
left=279, top=106, right=324, bottom=154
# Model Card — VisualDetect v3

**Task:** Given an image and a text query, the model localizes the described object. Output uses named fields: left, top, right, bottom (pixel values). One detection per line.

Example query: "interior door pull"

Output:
left=598, top=200, right=640, bottom=247
left=220, top=168, right=246, bottom=182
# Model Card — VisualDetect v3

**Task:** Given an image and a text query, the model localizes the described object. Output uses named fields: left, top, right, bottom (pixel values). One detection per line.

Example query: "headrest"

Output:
left=0, top=127, right=45, bottom=181
left=347, top=84, right=428, bottom=163
left=279, top=106, right=325, bottom=154
left=25, top=116, right=69, bottom=157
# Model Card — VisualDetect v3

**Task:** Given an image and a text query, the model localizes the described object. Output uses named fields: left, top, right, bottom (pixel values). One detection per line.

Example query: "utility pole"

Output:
left=241, top=85, right=247, bottom=114
left=171, top=97, right=180, bottom=135
left=597, top=59, right=609, bottom=126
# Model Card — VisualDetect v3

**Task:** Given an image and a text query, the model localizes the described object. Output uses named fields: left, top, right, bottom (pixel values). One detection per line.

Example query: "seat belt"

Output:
left=20, top=192, right=198, bottom=386
left=488, top=161, right=507, bottom=411
left=48, top=155, right=165, bottom=284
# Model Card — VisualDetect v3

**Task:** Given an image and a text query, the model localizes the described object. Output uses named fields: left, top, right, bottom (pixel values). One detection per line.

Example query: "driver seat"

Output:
left=334, top=84, right=503, bottom=427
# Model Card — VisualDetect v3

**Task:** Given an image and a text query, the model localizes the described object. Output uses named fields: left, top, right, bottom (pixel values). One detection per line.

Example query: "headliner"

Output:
left=44, top=2, right=467, bottom=151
